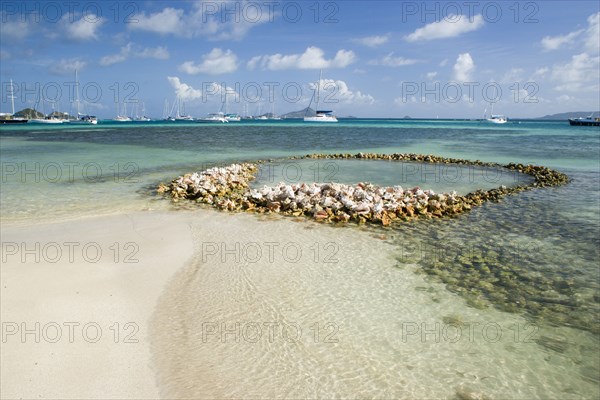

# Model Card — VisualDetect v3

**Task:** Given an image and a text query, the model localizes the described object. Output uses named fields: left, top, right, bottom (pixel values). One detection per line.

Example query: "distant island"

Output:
left=280, top=107, right=315, bottom=118
left=536, top=111, right=599, bottom=120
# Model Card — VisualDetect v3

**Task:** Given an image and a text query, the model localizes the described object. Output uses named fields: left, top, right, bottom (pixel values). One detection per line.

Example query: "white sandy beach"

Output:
left=0, top=211, right=196, bottom=399
left=2, top=208, right=598, bottom=399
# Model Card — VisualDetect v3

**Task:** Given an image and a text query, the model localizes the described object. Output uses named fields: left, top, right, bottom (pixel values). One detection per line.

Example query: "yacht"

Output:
left=568, top=113, right=600, bottom=126
left=72, top=113, right=98, bottom=124
left=304, top=70, right=338, bottom=123
left=174, top=98, right=194, bottom=121
left=199, top=112, right=228, bottom=123
left=133, top=102, right=151, bottom=122
left=0, top=79, right=28, bottom=124
left=483, top=103, right=507, bottom=124
left=225, top=113, right=241, bottom=122
left=114, top=114, right=132, bottom=122
left=29, top=115, right=64, bottom=124
left=113, top=102, right=131, bottom=122
left=69, top=70, right=98, bottom=124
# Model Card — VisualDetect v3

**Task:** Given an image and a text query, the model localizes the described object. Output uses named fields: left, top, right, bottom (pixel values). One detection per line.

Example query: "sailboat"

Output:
left=133, top=102, right=151, bottom=122
left=29, top=93, right=64, bottom=124
left=174, top=97, right=194, bottom=121
left=304, top=70, right=338, bottom=122
left=0, top=79, right=28, bottom=124
left=483, top=102, right=507, bottom=124
left=113, top=101, right=131, bottom=122
left=268, top=100, right=281, bottom=120
left=221, top=91, right=240, bottom=121
left=70, top=70, right=97, bottom=125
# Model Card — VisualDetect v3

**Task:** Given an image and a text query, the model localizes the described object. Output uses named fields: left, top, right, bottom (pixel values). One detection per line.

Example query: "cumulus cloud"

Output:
left=167, top=76, right=203, bottom=101
left=352, top=34, right=389, bottom=47
left=584, top=12, right=600, bottom=54
left=179, top=48, right=238, bottom=75
left=405, top=14, right=484, bottom=41
left=248, top=47, right=356, bottom=70
left=426, top=71, right=438, bottom=79
left=0, top=19, right=34, bottom=40
left=61, top=13, right=104, bottom=41
left=501, top=68, right=525, bottom=84
left=100, top=43, right=169, bottom=66
left=541, top=30, right=583, bottom=51
left=50, top=58, right=87, bottom=75
left=368, top=53, right=419, bottom=67
left=533, top=67, right=549, bottom=77
left=130, top=7, right=185, bottom=35
left=311, top=79, right=374, bottom=105
left=551, top=52, right=600, bottom=92
left=128, top=2, right=270, bottom=40
left=453, top=53, right=475, bottom=82
left=541, top=12, right=599, bottom=53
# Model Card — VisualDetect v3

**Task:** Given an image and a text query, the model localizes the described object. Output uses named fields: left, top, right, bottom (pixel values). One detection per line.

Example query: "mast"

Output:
left=9, top=79, right=15, bottom=115
left=315, top=69, right=322, bottom=110
left=75, top=69, right=80, bottom=117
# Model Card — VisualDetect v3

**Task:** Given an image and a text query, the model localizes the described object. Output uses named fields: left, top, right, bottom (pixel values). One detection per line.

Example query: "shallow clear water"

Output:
left=252, top=159, right=532, bottom=195
left=2, top=119, right=599, bottom=398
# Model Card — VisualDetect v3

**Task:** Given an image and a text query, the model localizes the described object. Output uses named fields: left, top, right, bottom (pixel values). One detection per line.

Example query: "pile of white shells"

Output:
left=243, top=181, right=462, bottom=224
left=157, top=153, right=569, bottom=226
left=157, top=163, right=258, bottom=205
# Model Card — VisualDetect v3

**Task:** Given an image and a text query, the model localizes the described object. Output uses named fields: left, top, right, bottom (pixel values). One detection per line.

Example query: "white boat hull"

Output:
left=304, top=115, right=338, bottom=122
left=70, top=120, right=98, bottom=125
left=200, top=117, right=228, bottom=123
left=28, top=119, right=63, bottom=124
left=114, top=116, right=132, bottom=122
left=485, top=118, right=507, bottom=124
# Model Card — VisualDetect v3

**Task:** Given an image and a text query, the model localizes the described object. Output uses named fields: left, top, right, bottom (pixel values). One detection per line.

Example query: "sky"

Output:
left=1, top=0, right=599, bottom=119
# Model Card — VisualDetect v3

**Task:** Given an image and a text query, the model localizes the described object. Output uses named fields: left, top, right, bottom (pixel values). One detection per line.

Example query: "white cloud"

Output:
left=352, top=34, right=389, bottom=47
left=167, top=76, right=203, bottom=101
left=439, top=59, right=448, bottom=67
left=100, top=52, right=128, bottom=67
left=585, top=12, right=600, bottom=54
left=551, top=52, right=600, bottom=92
left=533, top=67, right=549, bottom=77
left=179, top=48, right=238, bottom=75
left=0, top=19, right=35, bottom=40
left=248, top=47, right=356, bottom=70
left=453, top=53, right=475, bottom=82
left=50, top=58, right=87, bottom=75
left=556, top=94, right=573, bottom=103
left=206, top=82, right=240, bottom=101
left=311, top=79, right=374, bottom=105
left=541, top=30, right=583, bottom=51
left=405, top=15, right=484, bottom=41
left=128, top=3, right=270, bottom=40
left=426, top=72, right=438, bottom=79
left=62, top=14, right=104, bottom=41
left=129, top=7, right=185, bottom=35
left=501, top=68, right=524, bottom=83
left=541, top=12, right=599, bottom=54
left=368, top=53, right=419, bottom=67
left=100, top=43, right=170, bottom=66
left=137, top=46, right=170, bottom=59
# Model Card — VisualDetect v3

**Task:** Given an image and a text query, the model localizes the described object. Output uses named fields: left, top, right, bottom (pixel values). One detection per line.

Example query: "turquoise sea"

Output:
left=1, top=119, right=599, bottom=398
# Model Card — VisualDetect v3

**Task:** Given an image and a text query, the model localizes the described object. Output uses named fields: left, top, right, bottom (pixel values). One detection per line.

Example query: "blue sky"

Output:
left=1, top=0, right=599, bottom=118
